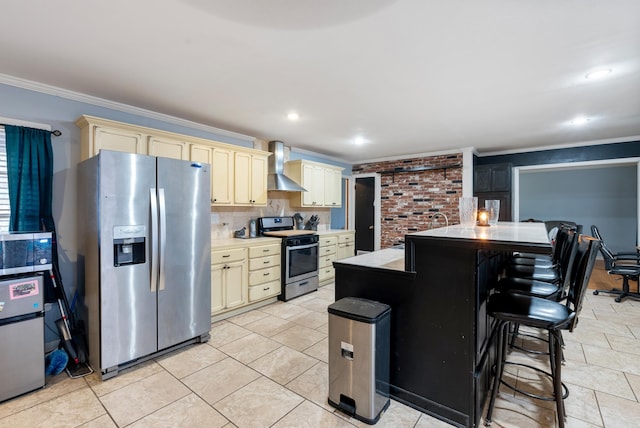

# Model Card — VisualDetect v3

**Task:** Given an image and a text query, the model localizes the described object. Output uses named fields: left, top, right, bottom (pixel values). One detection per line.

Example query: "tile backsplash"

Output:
left=210, top=192, right=331, bottom=239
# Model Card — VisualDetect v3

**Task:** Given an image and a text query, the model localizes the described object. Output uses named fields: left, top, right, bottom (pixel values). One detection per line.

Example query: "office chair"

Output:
left=590, top=225, right=640, bottom=302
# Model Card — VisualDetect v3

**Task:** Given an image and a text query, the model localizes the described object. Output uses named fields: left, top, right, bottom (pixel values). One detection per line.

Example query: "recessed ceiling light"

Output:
left=354, top=136, right=365, bottom=145
left=570, top=116, right=590, bottom=125
left=287, top=112, right=299, bottom=121
left=585, top=68, right=612, bottom=80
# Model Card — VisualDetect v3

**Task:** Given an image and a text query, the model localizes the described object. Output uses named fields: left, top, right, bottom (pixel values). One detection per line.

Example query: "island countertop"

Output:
left=335, top=247, right=406, bottom=271
left=406, top=221, right=551, bottom=254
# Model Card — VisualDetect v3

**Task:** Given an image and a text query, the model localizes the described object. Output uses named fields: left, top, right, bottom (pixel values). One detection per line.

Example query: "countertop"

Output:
left=333, top=222, right=550, bottom=272
left=211, top=236, right=281, bottom=249
left=407, top=222, right=550, bottom=246
left=315, top=229, right=355, bottom=235
left=334, top=247, right=406, bottom=271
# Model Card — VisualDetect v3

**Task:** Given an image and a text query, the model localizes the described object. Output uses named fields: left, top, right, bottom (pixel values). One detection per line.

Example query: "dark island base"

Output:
left=334, top=245, right=504, bottom=428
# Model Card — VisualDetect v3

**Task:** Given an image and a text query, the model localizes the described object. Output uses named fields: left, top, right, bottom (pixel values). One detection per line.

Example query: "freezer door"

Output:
left=98, top=151, right=158, bottom=369
left=156, top=157, right=211, bottom=349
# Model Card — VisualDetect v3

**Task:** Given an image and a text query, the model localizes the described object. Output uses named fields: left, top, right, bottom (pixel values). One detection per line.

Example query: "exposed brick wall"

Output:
left=353, top=153, right=463, bottom=248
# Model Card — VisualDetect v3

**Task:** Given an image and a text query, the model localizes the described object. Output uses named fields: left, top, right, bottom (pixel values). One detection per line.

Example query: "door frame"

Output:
left=349, top=173, right=382, bottom=251
left=513, top=156, right=640, bottom=245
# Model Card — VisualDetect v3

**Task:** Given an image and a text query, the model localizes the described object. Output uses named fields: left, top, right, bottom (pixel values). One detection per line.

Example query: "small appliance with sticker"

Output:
left=0, top=275, right=45, bottom=402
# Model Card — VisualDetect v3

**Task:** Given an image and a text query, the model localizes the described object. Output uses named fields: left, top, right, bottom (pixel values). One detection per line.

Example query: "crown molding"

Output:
left=0, top=73, right=255, bottom=142
left=477, top=135, right=640, bottom=157
left=352, top=147, right=470, bottom=165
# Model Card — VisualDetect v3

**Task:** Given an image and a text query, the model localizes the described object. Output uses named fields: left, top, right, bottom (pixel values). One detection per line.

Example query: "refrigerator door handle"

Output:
left=158, top=188, right=167, bottom=291
left=150, top=188, right=159, bottom=292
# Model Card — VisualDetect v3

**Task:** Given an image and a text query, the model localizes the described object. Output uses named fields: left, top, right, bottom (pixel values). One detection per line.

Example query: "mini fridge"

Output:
left=0, top=275, right=44, bottom=402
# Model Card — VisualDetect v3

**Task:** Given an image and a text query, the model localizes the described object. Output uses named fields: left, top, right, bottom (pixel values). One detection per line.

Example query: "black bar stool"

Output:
left=485, top=235, right=600, bottom=428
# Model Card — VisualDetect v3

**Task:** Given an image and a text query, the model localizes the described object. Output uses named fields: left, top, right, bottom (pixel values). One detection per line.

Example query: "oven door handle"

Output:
left=287, top=243, right=318, bottom=251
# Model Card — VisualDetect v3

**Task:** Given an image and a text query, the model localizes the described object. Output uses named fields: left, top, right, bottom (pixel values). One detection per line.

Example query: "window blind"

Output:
left=0, top=126, right=9, bottom=231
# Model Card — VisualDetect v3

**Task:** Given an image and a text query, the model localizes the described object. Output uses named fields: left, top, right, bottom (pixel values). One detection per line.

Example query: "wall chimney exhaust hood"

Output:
left=267, top=141, right=307, bottom=192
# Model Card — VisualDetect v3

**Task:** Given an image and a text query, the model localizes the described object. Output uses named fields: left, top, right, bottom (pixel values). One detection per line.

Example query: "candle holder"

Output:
left=477, top=208, right=490, bottom=227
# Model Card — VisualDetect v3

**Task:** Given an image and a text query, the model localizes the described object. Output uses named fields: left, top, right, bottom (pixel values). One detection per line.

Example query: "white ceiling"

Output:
left=1, top=0, right=639, bottom=163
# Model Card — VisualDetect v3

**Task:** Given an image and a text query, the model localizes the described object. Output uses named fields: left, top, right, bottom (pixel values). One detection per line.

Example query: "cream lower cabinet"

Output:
left=248, top=243, right=281, bottom=302
left=318, top=236, right=337, bottom=285
left=318, top=231, right=356, bottom=285
left=211, top=247, right=248, bottom=315
left=337, top=231, right=356, bottom=259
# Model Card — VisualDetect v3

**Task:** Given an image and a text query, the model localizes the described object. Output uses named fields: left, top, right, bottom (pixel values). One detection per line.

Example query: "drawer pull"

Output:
left=263, top=249, right=270, bottom=252
left=263, top=287, right=270, bottom=291
left=263, top=272, right=270, bottom=276
left=263, top=261, right=270, bottom=264
left=222, top=254, right=231, bottom=258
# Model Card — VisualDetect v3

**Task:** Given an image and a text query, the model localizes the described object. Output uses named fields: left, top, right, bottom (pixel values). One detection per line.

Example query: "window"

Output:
left=0, top=126, right=8, bottom=231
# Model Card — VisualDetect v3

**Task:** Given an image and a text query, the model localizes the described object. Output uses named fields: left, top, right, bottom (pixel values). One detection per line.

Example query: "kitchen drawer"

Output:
left=320, top=253, right=337, bottom=269
left=248, top=243, right=281, bottom=258
left=249, top=265, right=281, bottom=286
left=337, top=233, right=354, bottom=244
left=212, top=247, right=247, bottom=264
left=320, top=244, right=336, bottom=256
left=249, top=254, right=280, bottom=271
left=248, top=279, right=281, bottom=302
left=319, top=236, right=337, bottom=247
left=319, top=266, right=335, bottom=282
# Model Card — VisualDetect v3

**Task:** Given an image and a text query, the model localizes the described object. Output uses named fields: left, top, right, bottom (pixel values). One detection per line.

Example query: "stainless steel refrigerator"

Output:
left=78, top=150, right=211, bottom=379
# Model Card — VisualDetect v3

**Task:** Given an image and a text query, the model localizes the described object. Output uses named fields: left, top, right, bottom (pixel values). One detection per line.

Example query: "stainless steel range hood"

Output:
left=267, top=141, right=307, bottom=192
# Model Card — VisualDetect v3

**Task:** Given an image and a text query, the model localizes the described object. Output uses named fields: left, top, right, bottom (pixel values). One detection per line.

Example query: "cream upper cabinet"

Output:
left=324, top=167, right=342, bottom=207
left=77, top=117, right=146, bottom=160
left=77, top=115, right=269, bottom=207
left=234, top=152, right=268, bottom=206
left=190, top=144, right=215, bottom=204
left=211, top=147, right=234, bottom=205
left=286, top=160, right=343, bottom=208
left=148, top=135, right=188, bottom=160
left=192, top=144, right=233, bottom=205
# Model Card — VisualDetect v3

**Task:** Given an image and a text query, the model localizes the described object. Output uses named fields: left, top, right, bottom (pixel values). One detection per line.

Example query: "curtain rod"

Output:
left=0, top=116, right=62, bottom=136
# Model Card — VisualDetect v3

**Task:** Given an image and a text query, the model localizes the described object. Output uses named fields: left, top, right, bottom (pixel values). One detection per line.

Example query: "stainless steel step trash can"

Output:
left=328, top=297, right=391, bottom=424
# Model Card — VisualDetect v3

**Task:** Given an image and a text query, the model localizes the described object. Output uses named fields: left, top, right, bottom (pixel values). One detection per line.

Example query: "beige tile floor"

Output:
left=1, top=281, right=639, bottom=428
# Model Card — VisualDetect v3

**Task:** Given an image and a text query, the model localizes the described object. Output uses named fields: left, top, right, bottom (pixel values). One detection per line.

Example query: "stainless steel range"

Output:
left=258, top=216, right=319, bottom=301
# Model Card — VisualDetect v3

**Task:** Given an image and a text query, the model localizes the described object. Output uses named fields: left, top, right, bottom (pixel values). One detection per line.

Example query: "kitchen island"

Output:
left=333, top=222, right=550, bottom=428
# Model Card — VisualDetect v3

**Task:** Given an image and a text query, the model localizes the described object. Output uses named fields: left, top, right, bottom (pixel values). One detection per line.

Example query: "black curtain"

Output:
left=4, top=124, right=57, bottom=302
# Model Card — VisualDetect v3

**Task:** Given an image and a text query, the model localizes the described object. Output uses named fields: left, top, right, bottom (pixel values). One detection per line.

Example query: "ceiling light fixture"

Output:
left=354, top=136, right=365, bottom=145
left=569, top=116, right=590, bottom=126
left=585, top=68, right=612, bottom=80
left=287, top=112, right=299, bottom=121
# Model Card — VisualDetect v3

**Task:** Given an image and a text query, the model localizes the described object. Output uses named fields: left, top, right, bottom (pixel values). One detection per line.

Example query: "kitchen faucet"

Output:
left=429, top=212, right=449, bottom=229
